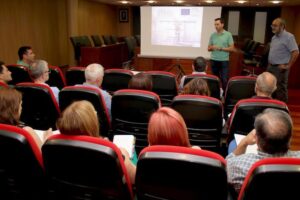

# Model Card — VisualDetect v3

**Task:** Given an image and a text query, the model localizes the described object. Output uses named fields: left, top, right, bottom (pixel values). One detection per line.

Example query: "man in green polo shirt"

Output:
left=208, top=18, right=235, bottom=91
left=17, top=46, right=35, bottom=68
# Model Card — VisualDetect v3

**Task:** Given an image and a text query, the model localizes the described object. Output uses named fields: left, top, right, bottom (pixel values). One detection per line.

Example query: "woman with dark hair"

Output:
left=128, top=73, right=153, bottom=91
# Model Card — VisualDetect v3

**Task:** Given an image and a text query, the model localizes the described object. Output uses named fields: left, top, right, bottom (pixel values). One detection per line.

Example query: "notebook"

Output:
left=234, top=134, right=258, bottom=154
left=34, top=129, right=60, bottom=142
left=113, top=135, right=135, bottom=159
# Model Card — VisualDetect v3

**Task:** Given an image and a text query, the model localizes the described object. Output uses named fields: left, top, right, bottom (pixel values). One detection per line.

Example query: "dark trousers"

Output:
left=267, top=65, right=289, bottom=103
left=210, top=60, right=229, bottom=91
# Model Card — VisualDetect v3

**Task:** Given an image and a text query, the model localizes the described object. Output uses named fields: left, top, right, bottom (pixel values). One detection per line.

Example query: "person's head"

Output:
left=255, top=72, right=277, bottom=97
left=148, top=107, right=191, bottom=147
left=271, top=18, right=286, bottom=35
left=29, top=60, right=50, bottom=82
left=255, top=108, right=293, bottom=154
left=0, top=88, right=22, bottom=125
left=85, top=63, right=104, bottom=87
left=57, top=100, right=100, bottom=137
left=214, top=18, right=225, bottom=32
left=0, top=61, right=12, bottom=83
left=182, top=78, right=210, bottom=96
left=18, top=46, right=35, bottom=64
left=193, top=56, right=207, bottom=72
left=128, top=73, right=153, bottom=91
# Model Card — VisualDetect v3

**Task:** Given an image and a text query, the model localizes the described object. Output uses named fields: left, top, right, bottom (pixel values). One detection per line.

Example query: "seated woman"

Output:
left=128, top=73, right=153, bottom=91
left=56, top=100, right=136, bottom=184
left=181, top=78, right=210, bottom=96
left=0, top=88, right=52, bottom=148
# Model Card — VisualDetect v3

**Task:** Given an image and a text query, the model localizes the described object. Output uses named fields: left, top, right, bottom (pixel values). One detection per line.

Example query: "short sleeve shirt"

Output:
left=209, top=30, right=234, bottom=61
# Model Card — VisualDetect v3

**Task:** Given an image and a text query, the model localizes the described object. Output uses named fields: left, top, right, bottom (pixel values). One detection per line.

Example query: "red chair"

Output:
left=102, top=68, right=133, bottom=94
left=6, top=64, right=32, bottom=85
left=59, top=86, right=111, bottom=137
left=136, top=145, right=227, bottom=200
left=112, top=89, right=161, bottom=153
left=65, top=66, right=85, bottom=86
left=227, top=99, right=289, bottom=143
left=15, top=83, right=61, bottom=130
left=47, top=65, right=66, bottom=89
left=171, top=95, right=223, bottom=152
left=0, top=124, right=45, bottom=200
left=238, top=158, right=300, bottom=200
left=144, top=71, right=178, bottom=106
left=42, top=134, right=133, bottom=200
left=183, top=74, right=221, bottom=99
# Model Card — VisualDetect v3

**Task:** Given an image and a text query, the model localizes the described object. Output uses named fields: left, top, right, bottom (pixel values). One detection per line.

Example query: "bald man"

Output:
left=268, top=18, right=299, bottom=103
left=226, top=108, right=300, bottom=193
left=253, top=72, right=277, bottom=99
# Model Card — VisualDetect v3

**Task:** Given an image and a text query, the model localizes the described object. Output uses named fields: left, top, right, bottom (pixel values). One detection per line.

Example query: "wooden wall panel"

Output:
left=281, top=6, right=300, bottom=44
left=0, top=0, right=69, bottom=66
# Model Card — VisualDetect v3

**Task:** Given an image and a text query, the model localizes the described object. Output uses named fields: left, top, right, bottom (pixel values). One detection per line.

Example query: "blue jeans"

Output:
left=210, top=60, right=229, bottom=91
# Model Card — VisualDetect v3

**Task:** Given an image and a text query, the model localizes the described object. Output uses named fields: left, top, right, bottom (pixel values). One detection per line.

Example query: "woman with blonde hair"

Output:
left=56, top=100, right=136, bottom=184
left=182, top=78, right=210, bottom=96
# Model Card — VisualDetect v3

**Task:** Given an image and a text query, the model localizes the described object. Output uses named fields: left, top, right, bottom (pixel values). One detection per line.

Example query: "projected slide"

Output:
left=151, top=7, right=203, bottom=48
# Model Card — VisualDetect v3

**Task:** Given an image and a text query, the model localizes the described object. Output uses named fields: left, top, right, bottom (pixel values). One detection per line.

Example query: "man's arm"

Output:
left=282, top=50, right=299, bottom=70
left=221, top=43, right=236, bottom=53
left=233, top=129, right=257, bottom=156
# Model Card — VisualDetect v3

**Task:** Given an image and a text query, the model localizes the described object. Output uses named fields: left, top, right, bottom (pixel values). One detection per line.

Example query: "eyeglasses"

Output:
left=270, top=24, right=279, bottom=28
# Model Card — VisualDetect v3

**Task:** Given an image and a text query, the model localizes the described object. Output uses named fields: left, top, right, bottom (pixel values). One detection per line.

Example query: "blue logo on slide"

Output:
left=181, top=9, right=190, bottom=15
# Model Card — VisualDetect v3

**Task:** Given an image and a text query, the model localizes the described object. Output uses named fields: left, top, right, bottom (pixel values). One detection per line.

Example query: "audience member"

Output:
left=29, top=60, right=59, bottom=103
left=253, top=72, right=277, bottom=99
left=226, top=108, right=300, bottom=193
left=128, top=72, right=153, bottom=91
left=17, top=46, right=35, bottom=68
left=181, top=78, right=211, bottom=96
left=0, top=61, right=12, bottom=87
left=0, top=88, right=52, bottom=148
left=179, top=56, right=207, bottom=90
left=56, top=100, right=136, bottom=184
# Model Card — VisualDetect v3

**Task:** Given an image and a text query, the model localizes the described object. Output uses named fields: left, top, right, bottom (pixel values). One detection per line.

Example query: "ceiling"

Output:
left=95, top=0, right=300, bottom=7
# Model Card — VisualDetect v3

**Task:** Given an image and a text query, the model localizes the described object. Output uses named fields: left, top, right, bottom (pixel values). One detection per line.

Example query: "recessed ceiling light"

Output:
left=236, top=0, right=247, bottom=3
left=205, top=0, right=215, bottom=3
left=271, top=1, right=282, bottom=4
left=147, top=0, right=156, bottom=3
left=121, top=1, right=129, bottom=4
left=175, top=0, right=184, bottom=3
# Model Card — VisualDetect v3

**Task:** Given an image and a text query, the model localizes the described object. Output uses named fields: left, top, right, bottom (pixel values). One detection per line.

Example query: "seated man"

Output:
left=29, top=60, right=59, bottom=103
left=179, top=56, right=207, bottom=90
left=252, top=72, right=277, bottom=99
left=17, top=46, right=35, bottom=68
left=226, top=108, right=300, bottom=193
left=0, top=61, right=12, bottom=87
left=79, top=63, right=112, bottom=118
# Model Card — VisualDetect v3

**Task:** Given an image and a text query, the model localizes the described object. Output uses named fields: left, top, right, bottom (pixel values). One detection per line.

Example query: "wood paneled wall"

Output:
left=281, top=6, right=300, bottom=44
left=0, top=0, right=69, bottom=66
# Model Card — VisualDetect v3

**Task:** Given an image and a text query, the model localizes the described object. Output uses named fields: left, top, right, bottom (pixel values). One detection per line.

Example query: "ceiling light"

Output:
left=175, top=0, right=184, bottom=3
left=271, top=1, right=282, bottom=4
left=205, top=0, right=215, bottom=3
left=147, top=0, right=156, bottom=3
left=120, top=1, right=129, bottom=4
left=236, top=0, right=247, bottom=3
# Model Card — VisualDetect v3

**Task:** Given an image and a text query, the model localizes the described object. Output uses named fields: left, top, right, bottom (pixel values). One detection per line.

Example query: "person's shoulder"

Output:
left=100, top=89, right=112, bottom=97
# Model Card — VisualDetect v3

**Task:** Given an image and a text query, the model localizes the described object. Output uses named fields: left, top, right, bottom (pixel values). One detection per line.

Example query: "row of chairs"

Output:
left=11, top=81, right=289, bottom=155
left=1, top=123, right=299, bottom=200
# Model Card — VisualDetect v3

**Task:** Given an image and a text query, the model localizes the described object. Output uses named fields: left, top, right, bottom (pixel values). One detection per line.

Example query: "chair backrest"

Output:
left=59, top=86, right=111, bottom=137
left=144, top=71, right=178, bottom=106
left=183, top=74, right=221, bottom=99
left=70, top=36, right=92, bottom=61
left=136, top=145, right=227, bottom=200
left=227, top=99, right=289, bottom=142
left=42, top=134, right=133, bottom=200
left=124, top=36, right=137, bottom=60
left=15, top=83, right=61, bottom=130
left=91, top=35, right=103, bottom=47
left=134, top=35, right=141, bottom=46
left=0, top=124, right=45, bottom=200
left=102, top=35, right=113, bottom=45
left=224, top=76, right=256, bottom=115
left=171, top=95, right=223, bottom=151
left=111, top=35, right=118, bottom=44
left=238, top=158, right=300, bottom=200
left=241, top=38, right=252, bottom=52
left=112, top=89, right=160, bottom=153
left=102, top=68, right=133, bottom=94
left=65, top=66, right=86, bottom=86
left=47, top=65, right=66, bottom=89
left=7, top=64, right=32, bottom=85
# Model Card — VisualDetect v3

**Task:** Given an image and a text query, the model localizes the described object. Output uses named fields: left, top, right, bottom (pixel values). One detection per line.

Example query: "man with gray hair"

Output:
left=30, top=60, right=59, bottom=103
left=179, top=56, right=207, bottom=90
left=268, top=18, right=299, bottom=102
left=253, top=72, right=277, bottom=99
left=81, top=63, right=111, bottom=117
left=226, top=108, right=300, bottom=193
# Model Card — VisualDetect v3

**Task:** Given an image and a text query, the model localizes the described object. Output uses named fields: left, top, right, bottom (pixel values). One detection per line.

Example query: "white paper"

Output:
left=113, top=135, right=135, bottom=159
left=234, top=134, right=258, bottom=154
left=34, top=129, right=60, bottom=142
